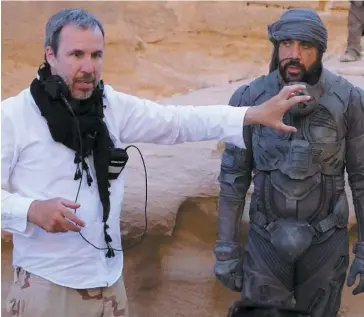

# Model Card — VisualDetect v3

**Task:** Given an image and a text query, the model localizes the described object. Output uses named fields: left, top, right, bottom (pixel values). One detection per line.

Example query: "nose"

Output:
left=290, top=42, right=301, bottom=60
left=80, top=56, right=95, bottom=73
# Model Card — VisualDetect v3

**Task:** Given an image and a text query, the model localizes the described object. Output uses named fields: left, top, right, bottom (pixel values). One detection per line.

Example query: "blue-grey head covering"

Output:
left=268, top=8, right=327, bottom=51
left=267, top=8, right=327, bottom=72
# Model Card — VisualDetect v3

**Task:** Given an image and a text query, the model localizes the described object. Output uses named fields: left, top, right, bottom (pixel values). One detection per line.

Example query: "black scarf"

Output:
left=30, top=64, right=115, bottom=257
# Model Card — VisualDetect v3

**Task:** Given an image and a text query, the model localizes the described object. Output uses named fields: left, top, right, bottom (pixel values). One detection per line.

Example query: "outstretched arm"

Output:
left=111, top=84, right=308, bottom=147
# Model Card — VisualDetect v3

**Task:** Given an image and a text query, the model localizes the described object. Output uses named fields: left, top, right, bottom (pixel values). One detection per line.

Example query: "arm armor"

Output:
left=217, top=85, right=254, bottom=243
left=346, top=87, right=364, bottom=242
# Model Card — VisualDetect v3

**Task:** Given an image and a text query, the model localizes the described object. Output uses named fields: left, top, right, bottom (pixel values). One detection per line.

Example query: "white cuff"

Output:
left=222, top=106, right=248, bottom=149
left=2, top=194, right=36, bottom=237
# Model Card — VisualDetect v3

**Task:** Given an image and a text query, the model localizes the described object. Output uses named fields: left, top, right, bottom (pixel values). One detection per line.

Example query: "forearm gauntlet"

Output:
left=217, top=141, right=252, bottom=242
left=353, top=198, right=364, bottom=241
left=217, top=191, right=246, bottom=242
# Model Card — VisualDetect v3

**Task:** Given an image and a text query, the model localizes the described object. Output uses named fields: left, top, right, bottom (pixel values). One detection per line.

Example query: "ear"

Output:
left=45, top=46, right=57, bottom=68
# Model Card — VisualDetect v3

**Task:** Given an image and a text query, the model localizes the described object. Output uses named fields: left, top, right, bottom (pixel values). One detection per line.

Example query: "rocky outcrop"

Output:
left=1, top=1, right=360, bottom=243
left=1, top=1, right=350, bottom=100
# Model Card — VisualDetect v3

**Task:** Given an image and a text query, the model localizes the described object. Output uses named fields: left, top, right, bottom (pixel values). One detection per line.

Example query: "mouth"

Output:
left=74, top=81, right=94, bottom=90
left=286, top=66, right=302, bottom=74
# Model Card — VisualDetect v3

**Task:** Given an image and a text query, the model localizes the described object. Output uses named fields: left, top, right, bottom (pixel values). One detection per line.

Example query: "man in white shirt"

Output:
left=1, top=8, right=310, bottom=317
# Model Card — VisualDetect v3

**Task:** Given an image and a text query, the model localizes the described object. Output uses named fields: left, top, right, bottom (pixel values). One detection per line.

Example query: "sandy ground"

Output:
left=1, top=1, right=363, bottom=317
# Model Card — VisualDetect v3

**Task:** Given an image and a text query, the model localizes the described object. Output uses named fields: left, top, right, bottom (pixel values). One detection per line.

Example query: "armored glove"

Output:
left=347, top=242, right=364, bottom=295
left=214, top=241, right=243, bottom=292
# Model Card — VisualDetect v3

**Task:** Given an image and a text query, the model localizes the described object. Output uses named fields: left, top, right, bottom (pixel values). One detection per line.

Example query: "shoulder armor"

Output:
left=249, top=71, right=280, bottom=104
left=322, top=69, right=353, bottom=111
left=229, top=85, right=249, bottom=107
left=229, top=70, right=280, bottom=107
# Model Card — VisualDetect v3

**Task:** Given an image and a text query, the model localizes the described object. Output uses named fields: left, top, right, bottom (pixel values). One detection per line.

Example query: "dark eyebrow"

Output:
left=68, top=49, right=103, bottom=56
left=68, top=49, right=84, bottom=56
left=92, top=50, right=103, bottom=56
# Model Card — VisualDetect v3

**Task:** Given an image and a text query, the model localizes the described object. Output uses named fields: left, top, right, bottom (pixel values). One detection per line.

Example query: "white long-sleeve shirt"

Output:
left=1, top=84, right=248, bottom=289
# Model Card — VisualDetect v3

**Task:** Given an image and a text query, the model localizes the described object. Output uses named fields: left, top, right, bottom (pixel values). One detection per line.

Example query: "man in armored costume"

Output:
left=214, top=8, right=364, bottom=317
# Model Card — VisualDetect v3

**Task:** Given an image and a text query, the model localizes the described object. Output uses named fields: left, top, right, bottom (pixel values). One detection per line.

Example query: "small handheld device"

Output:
left=287, top=82, right=321, bottom=117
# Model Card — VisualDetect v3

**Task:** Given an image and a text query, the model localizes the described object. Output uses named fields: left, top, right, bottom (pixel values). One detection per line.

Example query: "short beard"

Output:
left=279, top=57, right=322, bottom=85
left=55, top=69, right=96, bottom=100
left=72, top=87, right=95, bottom=100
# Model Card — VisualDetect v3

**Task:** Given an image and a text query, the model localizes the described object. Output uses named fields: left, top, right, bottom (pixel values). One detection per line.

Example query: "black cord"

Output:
left=61, top=95, right=148, bottom=252
left=120, top=145, right=148, bottom=250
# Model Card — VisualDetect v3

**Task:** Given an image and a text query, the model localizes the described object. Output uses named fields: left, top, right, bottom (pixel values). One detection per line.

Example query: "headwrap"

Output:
left=268, top=8, right=327, bottom=52
left=267, top=8, right=328, bottom=72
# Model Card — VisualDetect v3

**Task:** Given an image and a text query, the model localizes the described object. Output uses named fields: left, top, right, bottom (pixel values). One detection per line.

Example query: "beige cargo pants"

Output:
left=4, top=268, right=129, bottom=317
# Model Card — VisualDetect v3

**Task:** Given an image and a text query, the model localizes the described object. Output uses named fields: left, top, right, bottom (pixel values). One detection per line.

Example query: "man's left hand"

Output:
left=347, top=242, right=364, bottom=295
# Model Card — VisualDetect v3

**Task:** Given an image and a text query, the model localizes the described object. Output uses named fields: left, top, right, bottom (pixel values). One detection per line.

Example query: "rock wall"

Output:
left=1, top=0, right=359, bottom=238
left=2, top=1, right=350, bottom=100
left=2, top=1, right=364, bottom=317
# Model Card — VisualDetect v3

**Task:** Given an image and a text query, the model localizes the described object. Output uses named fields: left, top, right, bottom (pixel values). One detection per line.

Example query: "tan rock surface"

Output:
left=1, top=1, right=363, bottom=317
left=1, top=1, right=351, bottom=100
